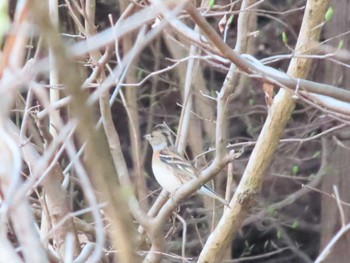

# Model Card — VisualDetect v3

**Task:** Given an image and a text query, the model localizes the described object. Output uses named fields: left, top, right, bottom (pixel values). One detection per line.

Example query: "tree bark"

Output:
left=189, top=0, right=330, bottom=261
left=320, top=1, right=350, bottom=261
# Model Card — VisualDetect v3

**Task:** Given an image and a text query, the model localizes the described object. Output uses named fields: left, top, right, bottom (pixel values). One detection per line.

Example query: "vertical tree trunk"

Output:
left=320, top=1, right=350, bottom=261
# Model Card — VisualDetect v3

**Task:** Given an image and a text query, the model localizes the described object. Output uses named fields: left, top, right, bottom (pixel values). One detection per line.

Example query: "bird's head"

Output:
left=144, top=124, right=174, bottom=150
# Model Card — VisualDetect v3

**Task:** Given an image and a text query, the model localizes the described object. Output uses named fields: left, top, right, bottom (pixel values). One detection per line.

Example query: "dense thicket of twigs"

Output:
left=1, top=0, right=350, bottom=262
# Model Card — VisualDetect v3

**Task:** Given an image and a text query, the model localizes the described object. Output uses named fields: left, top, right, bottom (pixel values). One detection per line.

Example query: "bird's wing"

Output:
left=159, top=148, right=197, bottom=182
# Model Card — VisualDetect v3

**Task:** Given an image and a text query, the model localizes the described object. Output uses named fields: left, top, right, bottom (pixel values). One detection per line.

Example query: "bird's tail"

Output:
left=199, top=185, right=231, bottom=208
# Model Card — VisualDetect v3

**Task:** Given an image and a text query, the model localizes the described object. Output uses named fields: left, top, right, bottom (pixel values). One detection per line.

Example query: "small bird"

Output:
left=144, top=124, right=229, bottom=207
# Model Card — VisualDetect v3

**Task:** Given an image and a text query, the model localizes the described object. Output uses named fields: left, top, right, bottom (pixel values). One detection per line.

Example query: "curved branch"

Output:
left=186, top=3, right=350, bottom=104
left=190, top=0, right=330, bottom=262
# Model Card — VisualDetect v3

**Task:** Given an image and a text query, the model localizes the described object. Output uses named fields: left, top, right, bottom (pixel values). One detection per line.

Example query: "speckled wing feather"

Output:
left=159, top=148, right=197, bottom=182
left=159, top=148, right=230, bottom=207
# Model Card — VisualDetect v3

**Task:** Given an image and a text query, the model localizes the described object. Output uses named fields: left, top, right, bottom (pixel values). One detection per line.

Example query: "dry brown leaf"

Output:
left=263, top=83, right=274, bottom=107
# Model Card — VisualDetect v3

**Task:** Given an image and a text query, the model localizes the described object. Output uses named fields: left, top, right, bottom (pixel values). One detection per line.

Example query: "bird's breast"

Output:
left=152, top=162, right=183, bottom=193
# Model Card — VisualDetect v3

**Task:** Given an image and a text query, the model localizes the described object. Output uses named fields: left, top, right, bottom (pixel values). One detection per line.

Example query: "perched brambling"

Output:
left=144, top=124, right=229, bottom=206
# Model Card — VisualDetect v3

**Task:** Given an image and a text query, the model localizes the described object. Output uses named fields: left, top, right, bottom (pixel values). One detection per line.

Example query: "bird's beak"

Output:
left=144, top=134, right=151, bottom=140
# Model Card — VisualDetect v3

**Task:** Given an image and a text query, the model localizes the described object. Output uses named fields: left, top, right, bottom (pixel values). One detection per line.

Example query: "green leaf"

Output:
left=291, top=164, right=299, bottom=175
left=248, top=98, right=255, bottom=106
left=282, top=32, right=288, bottom=45
left=264, top=240, right=269, bottom=250
left=266, top=207, right=278, bottom=217
left=0, top=0, right=9, bottom=45
left=325, top=6, right=334, bottom=22
left=291, top=220, right=299, bottom=229
left=209, top=0, right=215, bottom=8
left=312, top=151, right=321, bottom=158
left=136, top=69, right=144, bottom=80
left=227, top=15, right=234, bottom=25
left=338, top=39, right=344, bottom=50
left=276, top=230, right=282, bottom=239
left=309, top=131, right=316, bottom=136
